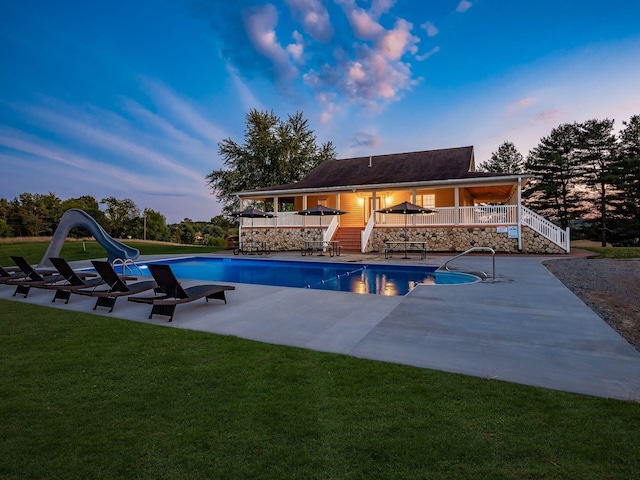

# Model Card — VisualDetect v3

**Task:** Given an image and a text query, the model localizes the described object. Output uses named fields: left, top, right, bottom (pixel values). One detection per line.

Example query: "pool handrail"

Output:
left=439, top=247, right=496, bottom=281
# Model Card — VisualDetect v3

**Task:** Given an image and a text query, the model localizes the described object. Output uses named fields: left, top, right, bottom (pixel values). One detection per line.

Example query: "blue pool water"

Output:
left=130, top=257, right=477, bottom=296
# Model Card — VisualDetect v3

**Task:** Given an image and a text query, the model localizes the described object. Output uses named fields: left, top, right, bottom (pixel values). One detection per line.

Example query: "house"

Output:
left=235, top=146, right=570, bottom=254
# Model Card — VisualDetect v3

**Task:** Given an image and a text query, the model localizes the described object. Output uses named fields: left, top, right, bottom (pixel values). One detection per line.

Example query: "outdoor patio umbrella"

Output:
left=376, top=201, right=434, bottom=258
left=231, top=208, right=275, bottom=246
left=297, top=205, right=346, bottom=226
left=297, top=205, right=346, bottom=255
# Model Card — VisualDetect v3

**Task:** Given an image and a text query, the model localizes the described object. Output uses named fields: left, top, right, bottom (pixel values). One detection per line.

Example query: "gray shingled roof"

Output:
left=242, top=146, right=500, bottom=194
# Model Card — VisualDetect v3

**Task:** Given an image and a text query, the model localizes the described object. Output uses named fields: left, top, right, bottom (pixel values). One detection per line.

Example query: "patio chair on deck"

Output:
left=7, top=256, right=66, bottom=297
left=42, top=257, right=107, bottom=304
left=1, top=265, right=26, bottom=284
left=73, top=260, right=157, bottom=312
left=128, top=263, right=235, bottom=322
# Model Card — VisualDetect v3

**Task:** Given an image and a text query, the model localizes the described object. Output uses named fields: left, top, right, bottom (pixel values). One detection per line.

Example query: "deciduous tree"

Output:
left=207, top=109, right=336, bottom=215
left=141, top=208, right=170, bottom=242
left=100, top=197, right=140, bottom=238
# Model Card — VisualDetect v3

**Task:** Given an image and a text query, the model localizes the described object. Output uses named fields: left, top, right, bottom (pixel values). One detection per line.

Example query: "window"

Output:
left=416, top=194, right=435, bottom=209
left=317, top=198, right=328, bottom=207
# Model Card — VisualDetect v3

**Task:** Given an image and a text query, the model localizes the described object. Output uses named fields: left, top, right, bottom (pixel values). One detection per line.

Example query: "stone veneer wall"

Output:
left=368, top=226, right=566, bottom=254
left=241, top=226, right=567, bottom=254
left=240, top=228, right=323, bottom=251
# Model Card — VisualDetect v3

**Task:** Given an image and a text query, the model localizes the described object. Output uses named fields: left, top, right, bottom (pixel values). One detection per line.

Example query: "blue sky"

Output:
left=1, top=0, right=639, bottom=223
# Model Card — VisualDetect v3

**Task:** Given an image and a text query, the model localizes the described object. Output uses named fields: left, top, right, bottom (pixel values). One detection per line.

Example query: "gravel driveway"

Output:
left=543, top=258, right=640, bottom=351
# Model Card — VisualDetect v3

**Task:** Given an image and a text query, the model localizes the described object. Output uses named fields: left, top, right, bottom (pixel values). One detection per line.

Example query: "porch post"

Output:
left=412, top=189, right=417, bottom=226
left=454, top=188, right=459, bottom=225
left=273, top=196, right=278, bottom=227
left=303, top=195, right=307, bottom=227
left=372, top=191, right=377, bottom=224
left=237, top=196, right=243, bottom=239
left=517, top=177, right=523, bottom=251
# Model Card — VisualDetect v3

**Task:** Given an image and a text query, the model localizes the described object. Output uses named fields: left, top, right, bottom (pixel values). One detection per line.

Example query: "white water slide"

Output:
left=38, top=209, right=140, bottom=268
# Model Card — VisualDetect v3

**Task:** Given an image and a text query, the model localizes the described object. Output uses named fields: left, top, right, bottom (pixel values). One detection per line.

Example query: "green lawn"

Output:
left=581, top=246, right=640, bottom=259
left=0, top=240, right=218, bottom=267
left=1, top=300, right=639, bottom=479
left=2, top=239, right=640, bottom=477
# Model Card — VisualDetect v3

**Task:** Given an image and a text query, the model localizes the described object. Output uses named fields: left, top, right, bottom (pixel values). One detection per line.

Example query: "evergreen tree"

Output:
left=477, top=141, right=524, bottom=173
left=524, top=123, right=585, bottom=229
left=611, top=114, right=640, bottom=244
left=575, top=119, right=618, bottom=246
left=206, top=109, right=336, bottom=215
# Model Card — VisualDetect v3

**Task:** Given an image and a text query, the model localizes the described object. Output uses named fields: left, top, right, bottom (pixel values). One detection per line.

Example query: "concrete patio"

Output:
left=3, top=251, right=640, bottom=402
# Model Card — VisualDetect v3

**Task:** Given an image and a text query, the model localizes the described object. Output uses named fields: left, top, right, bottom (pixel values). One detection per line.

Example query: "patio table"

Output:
left=384, top=241, right=427, bottom=259
left=301, top=240, right=341, bottom=257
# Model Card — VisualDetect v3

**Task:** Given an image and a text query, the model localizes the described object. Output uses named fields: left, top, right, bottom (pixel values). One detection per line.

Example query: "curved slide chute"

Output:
left=38, top=209, right=140, bottom=268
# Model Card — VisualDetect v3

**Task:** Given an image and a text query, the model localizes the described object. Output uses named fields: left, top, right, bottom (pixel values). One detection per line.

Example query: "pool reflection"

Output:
left=131, top=258, right=475, bottom=296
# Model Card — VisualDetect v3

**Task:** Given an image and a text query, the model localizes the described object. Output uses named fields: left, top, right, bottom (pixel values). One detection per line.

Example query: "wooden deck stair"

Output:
left=332, top=227, right=362, bottom=252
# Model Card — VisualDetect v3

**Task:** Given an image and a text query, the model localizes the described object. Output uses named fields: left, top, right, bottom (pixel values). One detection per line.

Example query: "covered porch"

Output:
left=236, top=177, right=570, bottom=254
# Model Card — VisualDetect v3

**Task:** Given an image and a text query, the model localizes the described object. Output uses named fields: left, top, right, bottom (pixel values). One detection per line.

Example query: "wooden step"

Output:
left=332, top=227, right=362, bottom=251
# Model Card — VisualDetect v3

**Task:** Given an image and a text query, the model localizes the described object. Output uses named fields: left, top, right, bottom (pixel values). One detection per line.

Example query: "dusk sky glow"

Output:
left=1, top=0, right=639, bottom=222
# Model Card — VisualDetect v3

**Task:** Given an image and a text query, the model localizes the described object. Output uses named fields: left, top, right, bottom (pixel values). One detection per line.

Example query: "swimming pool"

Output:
left=132, top=257, right=478, bottom=296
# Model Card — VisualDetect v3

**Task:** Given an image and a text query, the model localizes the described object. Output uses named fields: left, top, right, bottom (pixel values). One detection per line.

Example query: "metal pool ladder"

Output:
left=112, top=258, right=143, bottom=275
left=440, top=247, right=496, bottom=281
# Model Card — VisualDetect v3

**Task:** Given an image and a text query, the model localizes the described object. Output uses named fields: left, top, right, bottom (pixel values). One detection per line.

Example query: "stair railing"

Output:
left=361, top=214, right=376, bottom=253
left=325, top=215, right=339, bottom=242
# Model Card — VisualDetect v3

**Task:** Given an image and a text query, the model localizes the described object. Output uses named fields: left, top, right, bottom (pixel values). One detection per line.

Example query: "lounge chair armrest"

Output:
left=128, top=294, right=169, bottom=305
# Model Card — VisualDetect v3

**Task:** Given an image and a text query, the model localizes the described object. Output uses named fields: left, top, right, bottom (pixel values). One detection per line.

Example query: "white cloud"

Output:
left=142, top=79, right=228, bottom=145
left=456, top=1, right=473, bottom=13
left=0, top=127, right=172, bottom=194
left=284, top=0, right=334, bottom=43
left=286, top=31, right=305, bottom=63
left=421, top=21, right=439, bottom=37
left=376, top=19, right=419, bottom=60
left=316, top=92, right=340, bottom=124
left=349, top=130, right=382, bottom=149
left=242, top=4, right=298, bottom=82
left=22, top=105, right=206, bottom=183
left=225, top=62, right=266, bottom=113
left=345, top=5, right=385, bottom=39
left=415, top=46, right=440, bottom=61
left=501, top=97, right=537, bottom=119
left=302, top=2, right=419, bottom=109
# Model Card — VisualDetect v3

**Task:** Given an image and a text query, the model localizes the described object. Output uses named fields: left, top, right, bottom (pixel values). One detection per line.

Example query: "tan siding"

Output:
left=436, top=189, right=455, bottom=207
left=339, top=194, right=364, bottom=227
left=306, top=194, right=337, bottom=208
left=460, top=188, right=474, bottom=206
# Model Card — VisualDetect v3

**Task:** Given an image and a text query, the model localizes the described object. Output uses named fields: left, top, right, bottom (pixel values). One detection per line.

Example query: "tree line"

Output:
left=2, top=109, right=637, bottom=247
left=478, top=114, right=640, bottom=246
left=0, top=194, right=235, bottom=246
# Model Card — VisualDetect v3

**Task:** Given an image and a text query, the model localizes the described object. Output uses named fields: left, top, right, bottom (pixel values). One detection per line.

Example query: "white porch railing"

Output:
left=244, top=206, right=519, bottom=228
left=241, top=212, right=323, bottom=227
left=459, top=205, right=518, bottom=225
left=521, top=206, right=570, bottom=252
left=373, top=205, right=517, bottom=226
left=242, top=205, right=569, bottom=252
